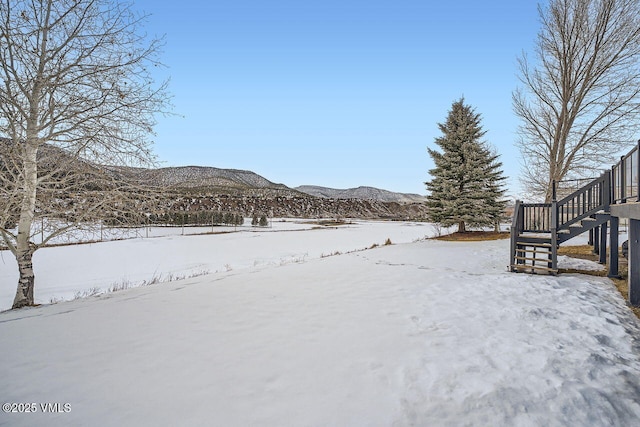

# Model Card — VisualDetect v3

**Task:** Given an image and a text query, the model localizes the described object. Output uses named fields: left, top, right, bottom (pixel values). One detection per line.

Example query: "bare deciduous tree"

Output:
left=0, top=0, right=170, bottom=309
left=513, top=0, right=640, bottom=201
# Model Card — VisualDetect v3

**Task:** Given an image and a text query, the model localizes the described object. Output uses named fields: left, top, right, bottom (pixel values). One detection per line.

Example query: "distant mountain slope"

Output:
left=124, top=167, right=426, bottom=204
left=122, top=166, right=291, bottom=191
left=295, top=185, right=427, bottom=204
left=1, top=136, right=426, bottom=208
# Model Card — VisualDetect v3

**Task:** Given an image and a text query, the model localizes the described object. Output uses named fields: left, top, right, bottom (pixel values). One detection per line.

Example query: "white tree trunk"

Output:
left=13, top=138, right=38, bottom=308
left=13, top=247, right=35, bottom=309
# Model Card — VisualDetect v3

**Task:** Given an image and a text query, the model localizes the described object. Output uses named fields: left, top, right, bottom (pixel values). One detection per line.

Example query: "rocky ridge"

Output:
left=128, top=166, right=429, bottom=220
left=295, top=185, right=426, bottom=203
left=110, top=166, right=428, bottom=220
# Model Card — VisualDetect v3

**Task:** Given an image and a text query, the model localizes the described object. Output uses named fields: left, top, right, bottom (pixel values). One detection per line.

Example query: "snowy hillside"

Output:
left=123, top=165, right=292, bottom=191
left=1, top=222, right=640, bottom=426
left=296, top=184, right=427, bottom=203
left=130, top=167, right=427, bottom=204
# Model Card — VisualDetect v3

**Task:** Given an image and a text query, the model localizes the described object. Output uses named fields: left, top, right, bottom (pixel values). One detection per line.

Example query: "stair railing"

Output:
left=612, top=142, right=640, bottom=204
left=522, top=202, right=552, bottom=232
left=510, top=173, right=610, bottom=271
left=509, top=199, right=558, bottom=268
left=555, top=172, right=610, bottom=232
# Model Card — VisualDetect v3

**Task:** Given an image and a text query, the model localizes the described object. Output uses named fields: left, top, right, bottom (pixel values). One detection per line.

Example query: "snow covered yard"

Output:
left=1, top=224, right=640, bottom=426
left=0, top=220, right=437, bottom=308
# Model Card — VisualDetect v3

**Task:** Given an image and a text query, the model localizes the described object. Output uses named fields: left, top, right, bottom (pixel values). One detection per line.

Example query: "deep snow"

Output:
left=1, top=221, right=639, bottom=426
left=0, top=219, right=439, bottom=308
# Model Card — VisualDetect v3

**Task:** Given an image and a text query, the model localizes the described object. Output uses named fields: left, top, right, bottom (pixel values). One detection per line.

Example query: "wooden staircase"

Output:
left=512, top=240, right=556, bottom=274
left=510, top=173, right=611, bottom=275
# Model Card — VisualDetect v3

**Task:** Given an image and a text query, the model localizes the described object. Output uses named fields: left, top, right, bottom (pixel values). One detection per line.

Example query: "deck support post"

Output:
left=608, top=217, right=620, bottom=278
left=599, top=221, right=607, bottom=264
left=628, top=219, right=640, bottom=306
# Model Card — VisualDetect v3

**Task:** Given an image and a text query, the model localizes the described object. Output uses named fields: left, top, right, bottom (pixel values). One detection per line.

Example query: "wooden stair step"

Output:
left=514, top=256, right=551, bottom=262
left=516, top=241, right=552, bottom=248
left=511, top=264, right=558, bottom=274
left=515, top=248, right=551, bottom=254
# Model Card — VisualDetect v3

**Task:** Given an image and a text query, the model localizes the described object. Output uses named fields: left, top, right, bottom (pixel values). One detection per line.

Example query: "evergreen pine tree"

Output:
left=222, top=212, right=232, bottom=225
left=251, top=214, right=259, bottom=226
left=425, top=98, right=507, bottom=232
left=259, top=214, right=268, bottom=227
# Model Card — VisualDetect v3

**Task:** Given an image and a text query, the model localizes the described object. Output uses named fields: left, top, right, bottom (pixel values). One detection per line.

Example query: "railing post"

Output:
left=603, top=170, right=611, bottom=211
left=611, top=165, right=616, bottom=205
left=518, top=202, right=524, bottom=231
left=636, top=139, right=640, bottom=202
left=510, top=200, right=523, bottom=270
left=551, top=199, right=558, bottom=271
left=620, top=155, right=626, bottom=203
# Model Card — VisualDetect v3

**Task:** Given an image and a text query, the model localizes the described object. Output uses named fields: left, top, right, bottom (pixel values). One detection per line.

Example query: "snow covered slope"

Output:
left=0, top=220, right=435, bottom=307
left=1, top=229, right=639, bottom=426
left=123, top=165, right=291, bottom=191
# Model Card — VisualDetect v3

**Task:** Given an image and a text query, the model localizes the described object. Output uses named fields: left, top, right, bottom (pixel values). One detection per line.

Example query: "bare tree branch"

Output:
left=0, top=0, right=171, bottom=309
left=514, top=0, right=640, bottom=201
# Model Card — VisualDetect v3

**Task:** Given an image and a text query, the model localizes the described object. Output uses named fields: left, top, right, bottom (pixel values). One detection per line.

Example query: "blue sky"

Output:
left=136, top=0, right=543, bottom=197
